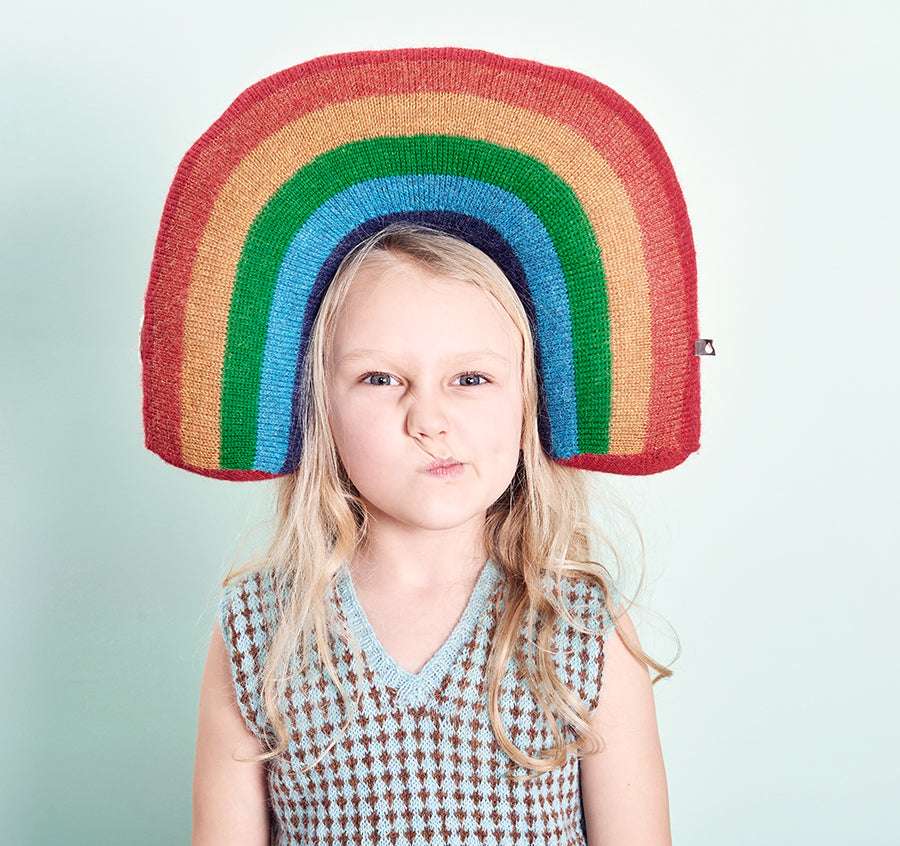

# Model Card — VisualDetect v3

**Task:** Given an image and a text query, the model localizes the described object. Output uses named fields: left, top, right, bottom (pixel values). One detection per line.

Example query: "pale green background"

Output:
left=3, top=1, right=898, bottom=843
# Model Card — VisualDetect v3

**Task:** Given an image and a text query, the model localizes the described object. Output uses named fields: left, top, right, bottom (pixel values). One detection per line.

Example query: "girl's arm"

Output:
left=580, top=611, right=672, bottom=846
left=192, top=623, right=270, bottom=846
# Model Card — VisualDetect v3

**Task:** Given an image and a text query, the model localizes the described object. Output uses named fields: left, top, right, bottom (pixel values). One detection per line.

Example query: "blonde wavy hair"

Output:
left=228, top=224, right=668, bottom=774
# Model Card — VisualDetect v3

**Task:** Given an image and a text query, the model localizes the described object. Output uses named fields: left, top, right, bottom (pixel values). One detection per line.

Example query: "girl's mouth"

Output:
left=424, top=458, right=464, bottom=479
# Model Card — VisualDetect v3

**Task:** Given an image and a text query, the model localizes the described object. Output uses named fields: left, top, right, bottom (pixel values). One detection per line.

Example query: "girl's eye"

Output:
left=453, top=373, right=487, bottom=387
left=362, top=373, right=398, bottom=386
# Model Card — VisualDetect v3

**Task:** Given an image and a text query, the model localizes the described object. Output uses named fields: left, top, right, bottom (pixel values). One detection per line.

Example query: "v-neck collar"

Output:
left=338, top=561, right=500, bottom=709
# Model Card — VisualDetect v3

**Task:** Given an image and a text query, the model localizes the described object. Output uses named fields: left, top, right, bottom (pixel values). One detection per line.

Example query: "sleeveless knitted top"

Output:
left=220, top=562, right=612, bottom=845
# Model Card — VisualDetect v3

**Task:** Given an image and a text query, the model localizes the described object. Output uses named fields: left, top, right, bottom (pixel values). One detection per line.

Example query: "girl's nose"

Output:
left=406, top=391, right=449, bottom=440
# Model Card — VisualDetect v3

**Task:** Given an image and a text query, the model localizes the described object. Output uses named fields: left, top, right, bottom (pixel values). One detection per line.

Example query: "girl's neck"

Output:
left=346, top=518, right=490, bottom=675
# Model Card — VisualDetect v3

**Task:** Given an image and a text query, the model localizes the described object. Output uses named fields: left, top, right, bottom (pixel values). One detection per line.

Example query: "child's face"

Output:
left=327, top=257, right=524, bottom=541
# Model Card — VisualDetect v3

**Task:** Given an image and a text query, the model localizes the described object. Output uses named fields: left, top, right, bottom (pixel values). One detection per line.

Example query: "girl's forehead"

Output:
left=349, top=253, right=465, bottom=292
left=331, top=257, right=523, bottom=359
left=343, top=256, right=509, bottom=318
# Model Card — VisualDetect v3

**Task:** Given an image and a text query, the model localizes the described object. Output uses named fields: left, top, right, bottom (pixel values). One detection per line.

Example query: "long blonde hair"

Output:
left=229, top=224, right=668, bottom=773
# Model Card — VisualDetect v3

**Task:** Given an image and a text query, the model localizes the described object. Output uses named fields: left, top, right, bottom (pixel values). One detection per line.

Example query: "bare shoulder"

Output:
left=192, top=623, right=270, bottom=846
left=579, top=610, right=672, bottom=846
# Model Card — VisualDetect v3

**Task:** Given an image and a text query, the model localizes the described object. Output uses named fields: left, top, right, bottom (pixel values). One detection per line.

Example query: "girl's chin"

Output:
left=364, top=505, right=491, bottom=537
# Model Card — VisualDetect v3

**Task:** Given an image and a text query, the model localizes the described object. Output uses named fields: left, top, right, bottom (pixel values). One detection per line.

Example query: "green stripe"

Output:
left=220, top=135, right=610, bottom=468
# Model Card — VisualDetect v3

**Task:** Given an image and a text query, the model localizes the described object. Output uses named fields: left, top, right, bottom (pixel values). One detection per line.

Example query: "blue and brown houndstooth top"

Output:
left=220, top=562, right=611, bottom=845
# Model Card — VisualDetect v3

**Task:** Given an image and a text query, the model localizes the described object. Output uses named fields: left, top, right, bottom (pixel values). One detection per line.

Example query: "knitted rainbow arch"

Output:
left=142, top=48, right=699, bottom=479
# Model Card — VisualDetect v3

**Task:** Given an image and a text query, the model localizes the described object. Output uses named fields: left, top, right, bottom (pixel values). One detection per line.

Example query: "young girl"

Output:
left=141, top=48, right=700, bottom=846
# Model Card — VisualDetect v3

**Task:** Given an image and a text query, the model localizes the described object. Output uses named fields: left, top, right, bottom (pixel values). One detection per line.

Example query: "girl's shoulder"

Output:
left=221, top=566, right=278, bottom=605
left=217, top=568, right=285, bottom=740
left=219, top=567, right=283, bottom=649
left=546, top=570, right=618, bottom=635
left=525, top=570, right=618, bottom=716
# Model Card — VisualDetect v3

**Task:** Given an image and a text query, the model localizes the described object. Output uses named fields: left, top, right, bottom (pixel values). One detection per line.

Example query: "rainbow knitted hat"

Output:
left=141, top=48, right=701, bottom=480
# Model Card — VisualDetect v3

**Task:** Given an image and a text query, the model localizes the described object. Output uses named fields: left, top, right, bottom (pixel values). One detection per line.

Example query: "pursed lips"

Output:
left=423, top=458, right=465, bottom=479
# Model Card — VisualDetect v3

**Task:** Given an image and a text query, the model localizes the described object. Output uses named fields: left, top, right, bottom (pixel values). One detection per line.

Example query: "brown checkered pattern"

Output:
left=221, top=564, right=609, bottom=845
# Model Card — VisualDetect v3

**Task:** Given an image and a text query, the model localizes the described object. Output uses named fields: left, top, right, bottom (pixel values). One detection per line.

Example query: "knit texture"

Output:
left=142, top=47, right=700, bottom=479
left=220, top=563, right=612, bottom=845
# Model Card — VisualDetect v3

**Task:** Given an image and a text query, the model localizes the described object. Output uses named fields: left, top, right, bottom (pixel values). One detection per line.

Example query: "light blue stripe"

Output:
left=255, top=174, right=577, bottom=472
